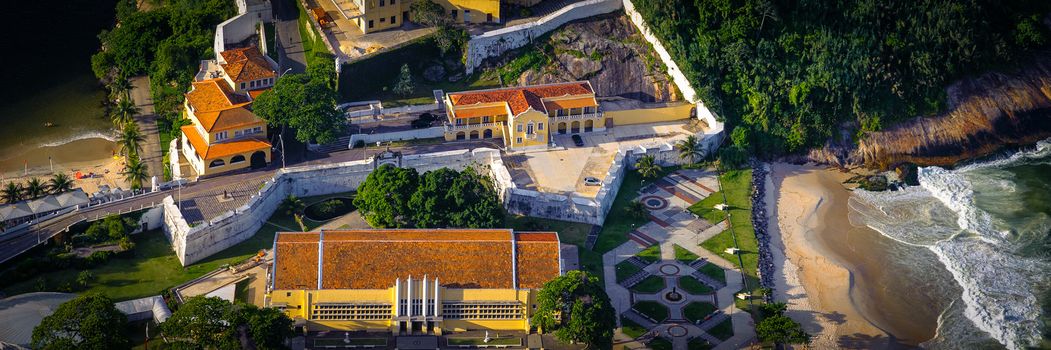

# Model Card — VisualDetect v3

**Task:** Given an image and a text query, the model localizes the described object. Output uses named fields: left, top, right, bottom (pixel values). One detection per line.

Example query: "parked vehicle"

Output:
left=572, top=134, right=585, bottom=147
left=583, top=177, right=601, bottom=186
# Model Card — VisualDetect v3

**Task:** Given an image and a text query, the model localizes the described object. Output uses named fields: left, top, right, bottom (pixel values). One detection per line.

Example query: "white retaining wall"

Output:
left=463, top=0, right=623, bottom=74
left=213, top=13, right=258, bottom=58
left=348, top=127, right=445, bottom=148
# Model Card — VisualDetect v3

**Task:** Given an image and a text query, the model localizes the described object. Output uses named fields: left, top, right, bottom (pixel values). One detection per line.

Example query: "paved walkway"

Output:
left=275, top=0, right=307, bottom=73
left=604, top=169, right=757, bottom=349
left=130, top=76, right=164, bottom=180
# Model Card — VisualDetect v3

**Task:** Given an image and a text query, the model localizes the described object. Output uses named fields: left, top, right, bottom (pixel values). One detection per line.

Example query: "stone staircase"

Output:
left=312, top=135, right=351, bottom=154
left=628, top=229, right=659, bottom=247
left=688, top=261, right=727, bottom=290
left=626, top=256, right=652, bottom=269
left=619, top=270, right=652, bottom=289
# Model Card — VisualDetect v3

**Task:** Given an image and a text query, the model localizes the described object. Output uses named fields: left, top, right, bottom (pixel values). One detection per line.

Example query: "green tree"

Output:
left=228, top=303, right=295, bottom=350
left=1, top=182, right=24, bottom=204
left=675, top=135, right=704, bottom=165
left=111, top=99, right=140, bottom=127
left=634, top=155, right=660, bottom=179
left=121, top=158, right=150, bottom=190
left=409, top=0, right=447, bottom=27
left=104, top=214, right=131, bottom=240
left=353, top=164, right=420, bottom=228
left=253, top=73, right=345, bottom=145
left=25, top=178, right=46, bottom=199
left=532, top=271, right=615, bottom=349
left=281, top=194, right=306, bottom=217
left=433, top=27, right=469, bottom=56
left=47, top=173, right=74, bottom=194
left=31, top=294, right=130, bottom=349
left=108, top=75, right=134, bottom=101
left=446, top=166, right=504, bottom=228
left=117, top=121, right=145, bottom=157
left=393, top=64, right=416, bottom=97
left=627, top=200, right=648, bottom=219
left=756, top=314, right=809, bottom=345
left=76, top=271, right=96, bottom=288
left=160, top=296, right=240, bottom=348
left=409, top=168, right=459, bottom=227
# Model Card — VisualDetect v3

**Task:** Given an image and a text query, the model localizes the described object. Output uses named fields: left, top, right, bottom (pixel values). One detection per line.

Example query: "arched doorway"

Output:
left=571, top=121, right=581, bottom=134
left=558, top=122, right=567, bottom=134
left=456, top=132, right=466, bottom=140
left=584, top=119, right=594, bottom=132
left=483, top=129, right=493, bottom=138
left=469, top=130, right=479, bottom=139
left=250, top=151, right=267, bottom=169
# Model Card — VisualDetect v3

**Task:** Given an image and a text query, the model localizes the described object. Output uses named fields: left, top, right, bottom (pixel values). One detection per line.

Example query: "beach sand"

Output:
left=767, top=163, right=936, bottom=349
left=0, top=137, right=128, bottom=195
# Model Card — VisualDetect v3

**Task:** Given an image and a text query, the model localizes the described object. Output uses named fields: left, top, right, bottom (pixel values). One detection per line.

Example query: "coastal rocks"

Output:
left=749, top=161, right=776, bottom=299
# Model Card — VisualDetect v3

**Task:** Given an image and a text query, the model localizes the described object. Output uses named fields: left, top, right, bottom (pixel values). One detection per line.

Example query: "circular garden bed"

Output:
left=304, top=197, right=355, bottom=221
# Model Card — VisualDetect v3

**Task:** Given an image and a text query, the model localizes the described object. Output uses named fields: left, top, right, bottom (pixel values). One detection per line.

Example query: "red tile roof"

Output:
left=196, top=107, right=263, bottom=132
left=181, top=125, right=270, bottom=160
left=220, top=47, right=277, bottom=83
left=186, top=79, right=250, bottom=113
left=272, top=229, right=562, bottom=291
left=448, top=81, right=595, bottom=116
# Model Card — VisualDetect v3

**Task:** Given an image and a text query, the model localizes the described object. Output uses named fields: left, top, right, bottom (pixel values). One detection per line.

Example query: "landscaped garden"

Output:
left=648, top=337, right=673, bottom=350
left=688, top=338, right=713, bottom=350
left=673, top=244, right=699, bottom=262
left=636, top=244, right=661, bottom=263
left=631, top=275, right=666, bottom=294
left=593, top=167, right=678, bottom=254
left=303, top=197, right=355, bottom=221
left=696, top=263, right=727, bottom=284
left=632, top=301, right=669, bottom=322
left=683, top=302, right=717, bottom=323
left=678, top=276, right=714, bottom=295
left=708, top=318, right=735, bottom=341
left=691, top=170, right=758, bottom=281
left=615, top=260, right=642, bottom=283
left=620, top=317, right=647, bottom=338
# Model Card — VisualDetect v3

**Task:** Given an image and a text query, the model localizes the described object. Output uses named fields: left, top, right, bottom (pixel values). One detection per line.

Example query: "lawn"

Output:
left=673, top=244, right=699, bottom=263
left=593, top=167, right=678, bottom=254
left=696, top=170, right=758, bottom=281
left=505, top=215, right=601, bottom=282
left=678, top=276, right=714, bottom=295
left=447, top=337, right=520, bottom=346
left=648, top=338, right=673, bottom=350
left=636, top=244, right=661, bottom=263
left=697, top=263, right=726, bottom=284
left=620, top=317, right=647, bottom=338
left=708, top=318, right=734, bottom=341
left=688, top=338, right=713, bottom=350
left=615, top=260, right=642, bottom=283
left=633, top=301, right=669, bottom=322
left=1, top=192, right=352, bottom=301
left=689, top=190, right=728, bottom=225
left=337, top=38, right=500, bottom=106
left=683, top=302, right=717, bottom=323
left=631, top=275, right=665, bottom=294
left=295, top=0, right=333, bottom=67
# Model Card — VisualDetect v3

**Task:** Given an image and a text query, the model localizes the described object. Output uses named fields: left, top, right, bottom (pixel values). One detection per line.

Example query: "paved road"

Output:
left=129, top=76, right=164, bottom=179
left=274, top=0, right=308, bottom=73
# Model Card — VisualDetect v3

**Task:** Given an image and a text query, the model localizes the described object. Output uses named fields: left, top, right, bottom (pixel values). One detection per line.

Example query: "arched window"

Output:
left=230, top=155, right=246, bottom=164
left=209, top=159, right=225, bottom=168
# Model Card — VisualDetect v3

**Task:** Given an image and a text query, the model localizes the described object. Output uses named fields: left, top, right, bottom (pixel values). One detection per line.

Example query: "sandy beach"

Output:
left=0, top=137, right=128, bottom=195
left=766, top=163, right=933, bottom=349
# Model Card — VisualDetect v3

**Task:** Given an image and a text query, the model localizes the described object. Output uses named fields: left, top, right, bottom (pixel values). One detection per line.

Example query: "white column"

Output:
left=433, top=277, right=440, bottom=317
left=407, top=276, right=413, bottom=317
left=394, top=278, right=401, bottom=317
left=422, top=275, right=429, bottom=317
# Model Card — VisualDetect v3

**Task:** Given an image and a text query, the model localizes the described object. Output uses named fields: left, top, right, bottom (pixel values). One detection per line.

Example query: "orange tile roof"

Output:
left=450, top=105, right=509, bottom=119
left=220, top=47, right=276, bottom=83
left=272, top=229, right=562, bottom=290
left=186, top=79, right=250, bottom=113
left=196, top=107, right=263, bottom=132
left=274, top=232, right=320, bottom=290
left=448, top=81, right=595, bottom=116
left=181, top=125, right=270, bottom=160
left=248, top=88, right=270, bottom=100
left=544, top=97, right=598, bottom=111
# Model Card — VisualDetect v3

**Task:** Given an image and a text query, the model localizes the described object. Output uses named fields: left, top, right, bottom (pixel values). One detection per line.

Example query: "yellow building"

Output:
left=351, top=0, right=501, bottom=33
left=443, top=81, right=603, bottom=150
left=266, top=229, right=563, bottom=335
left=180, top=46, right=275, bottom=177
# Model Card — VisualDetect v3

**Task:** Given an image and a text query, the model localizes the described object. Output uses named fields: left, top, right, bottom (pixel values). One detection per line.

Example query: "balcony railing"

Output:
left=445, top=122, right=500, bottom=132
left=550, top=112, right=602, bottom=121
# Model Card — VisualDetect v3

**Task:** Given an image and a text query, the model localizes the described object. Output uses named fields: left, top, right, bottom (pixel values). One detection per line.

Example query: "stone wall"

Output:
left=347, top=127, right=445, bottom=148
left=463, top=0, right=623, bottom=74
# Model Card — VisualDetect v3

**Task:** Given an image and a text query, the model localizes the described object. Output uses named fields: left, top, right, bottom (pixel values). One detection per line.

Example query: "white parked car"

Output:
left=583, top=177, right=601, bottom=186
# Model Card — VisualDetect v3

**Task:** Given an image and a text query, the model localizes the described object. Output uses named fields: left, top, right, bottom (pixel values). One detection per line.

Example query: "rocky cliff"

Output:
left=478, top=13, right=680, bottom=103
left=809, top=55, right=1051, bottom=169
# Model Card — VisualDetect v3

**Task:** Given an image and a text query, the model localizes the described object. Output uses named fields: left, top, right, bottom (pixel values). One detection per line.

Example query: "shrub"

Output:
left=86, top=251, right=113, bottom=266
left=77, top=271, right=96, bottom=288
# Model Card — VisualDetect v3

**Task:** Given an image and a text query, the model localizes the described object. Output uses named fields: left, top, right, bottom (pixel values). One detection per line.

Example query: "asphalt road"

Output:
left=274, top=0, right=307, bottom=74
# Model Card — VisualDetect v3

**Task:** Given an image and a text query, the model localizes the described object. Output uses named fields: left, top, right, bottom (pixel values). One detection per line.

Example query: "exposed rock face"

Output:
left=483, top=13, right=679, bottom=102
left=808, top=55, right=1051, bottom=169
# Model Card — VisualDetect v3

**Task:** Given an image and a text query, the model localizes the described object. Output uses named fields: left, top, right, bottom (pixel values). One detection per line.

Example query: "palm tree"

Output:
left=122, top=158, right=150, bottom=190
left=116, top=121, right=145, bottom=158
left=111, top=99, right=140, bottom=127
left=108, top=76, right=133, bottom=101
left=281, top=195, right=306, bottom=217
left=1, top=182, right=24, bottom=204
left=48, top=173, right=74, bottom=194
left=25, top=178, right=46, bottom=199
left=675, top=135, right=705, bottom=165
left=634, top=155, right=661, bottom=179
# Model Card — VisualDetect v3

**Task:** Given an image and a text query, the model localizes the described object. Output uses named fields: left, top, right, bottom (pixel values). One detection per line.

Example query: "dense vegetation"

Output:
left=353, top=165, right=504, bottom=228
left=632, top=0, right=1051, bottom=157
left=160, top=296, right=293, bottom=349
left=253, top=63, right=345, bottom=144
left=532, top=271, right=616, bottom=349
left=32, top=294, right=130, bottom=349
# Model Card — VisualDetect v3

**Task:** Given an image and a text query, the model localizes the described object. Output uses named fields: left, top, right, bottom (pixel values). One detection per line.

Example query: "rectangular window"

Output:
left=235, top=130, right=242, bottom=137
left=482, top=116, right=490, bottom=123
left=249, top=81, right=255, bottom=88
left=253, top=126, right=262, bottom=133
left=487, top=13, right=492, bottom=22
left=391, top=16, right=396, bottom=24
left=516, top=124, right=523, bottom=132
left=456, top=119, right=464, bottom=126
left=538, top=122, right=544, bottom=130
left=215, top=131, right=228, bottom=141
left=369, top=20, right=374, bottom=28
left=451, top=10, right=457, bottom=19
left=526, top=123, right=534, bottom=135
left=240, top=83, right=245, bottom=90
left=557, top=109, right=566, bottom=117
left=584, top=106, right=594, bottom=113
left=516, top=137, right=522, bottom=144
left=379, top=0, right=384, bottom=6
left=390, top=0, right=394, bottom=4
left=380, top=17, right=385, bottom=23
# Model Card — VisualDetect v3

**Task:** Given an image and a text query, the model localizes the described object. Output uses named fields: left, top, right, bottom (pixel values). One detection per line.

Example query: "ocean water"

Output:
left=850, top=139, right=1051, bottom=350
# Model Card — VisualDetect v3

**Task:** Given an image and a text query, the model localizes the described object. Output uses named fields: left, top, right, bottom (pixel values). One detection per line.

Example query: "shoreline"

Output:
left=0, top=137, right=128, bottom=195
left=766, top=163, right=932, bottom=348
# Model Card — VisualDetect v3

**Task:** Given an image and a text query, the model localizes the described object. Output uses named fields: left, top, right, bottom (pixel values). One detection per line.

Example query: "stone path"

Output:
left=604, top=169, right=757, bottom=349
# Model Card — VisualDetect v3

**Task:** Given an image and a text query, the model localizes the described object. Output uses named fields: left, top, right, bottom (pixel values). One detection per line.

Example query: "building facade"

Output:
left=349, top=0, right=501, bottom=34
left=443, top=81, right=604, bottom=150
left=266, top=229, right=563, bottom=334
left=180, top=46, right=275, bottom=177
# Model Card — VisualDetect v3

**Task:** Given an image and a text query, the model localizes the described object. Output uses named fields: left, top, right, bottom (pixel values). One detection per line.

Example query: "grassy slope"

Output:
left=593, top=167, right=678, bottom=254
left=691, top=170, right=758, bottom=281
